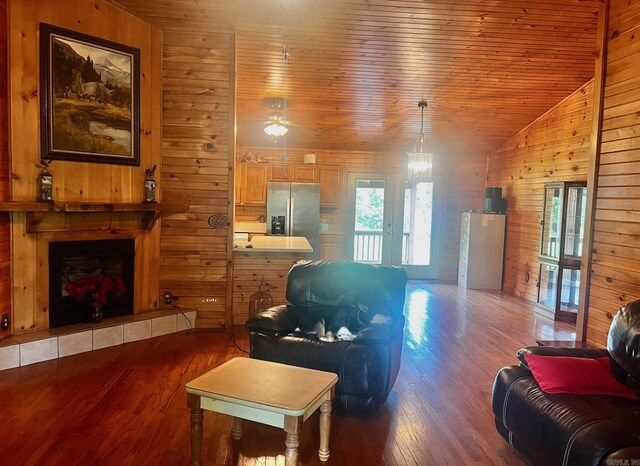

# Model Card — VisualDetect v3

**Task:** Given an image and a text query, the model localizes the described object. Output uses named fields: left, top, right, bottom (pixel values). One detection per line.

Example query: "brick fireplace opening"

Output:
left=48, top=239, right=135, bottom=328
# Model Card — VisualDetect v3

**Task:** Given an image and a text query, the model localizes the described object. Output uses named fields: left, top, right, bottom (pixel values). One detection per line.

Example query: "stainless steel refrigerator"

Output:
left=458, top=212, right=506, bottom=289
left=267, top=182, right=320, bottom=258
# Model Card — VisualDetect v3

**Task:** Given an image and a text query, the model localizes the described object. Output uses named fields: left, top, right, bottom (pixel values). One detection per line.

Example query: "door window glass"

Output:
left=402, top=182, right=433, bottom=265
left=353, top=180, right=385, bottom=263
left=541, top=187, right=562, bottom=258
left=564, top=187, right=587, bottom=258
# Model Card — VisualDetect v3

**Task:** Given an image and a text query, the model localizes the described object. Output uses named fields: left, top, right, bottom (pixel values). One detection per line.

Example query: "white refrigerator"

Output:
left=458, top=212, right=506, bottom=289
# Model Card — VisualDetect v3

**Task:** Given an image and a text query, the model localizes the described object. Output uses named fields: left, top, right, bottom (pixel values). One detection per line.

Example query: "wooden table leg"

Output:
left=284, top=415, right=301, bottom=466
left=232, top=417, right=243, bottom=440
left=187, top=393, right=203, bottom=466
left=318, top=397, right=332, bottom=461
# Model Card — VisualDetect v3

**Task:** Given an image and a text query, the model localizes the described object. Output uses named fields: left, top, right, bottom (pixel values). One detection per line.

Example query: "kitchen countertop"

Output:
left=233, top=235, right=313, bottom=253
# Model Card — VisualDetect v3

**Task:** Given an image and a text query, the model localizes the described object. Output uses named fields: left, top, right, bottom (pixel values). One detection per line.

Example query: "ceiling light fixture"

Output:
left=264, top=47, right=290, bottom=144
left=407, top=101, right=433, bottom=183
left=264, top=105, right=289, bottom=142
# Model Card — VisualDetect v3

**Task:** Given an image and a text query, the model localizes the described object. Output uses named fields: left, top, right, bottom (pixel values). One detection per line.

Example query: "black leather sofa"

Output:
left=492, top=300, right=640, bottom=466
left=246, top=260, right=408, bottom=416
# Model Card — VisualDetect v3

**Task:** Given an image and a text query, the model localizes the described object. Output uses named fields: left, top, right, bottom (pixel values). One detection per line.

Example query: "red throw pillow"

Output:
left=525, top=354, right=639, bottom=399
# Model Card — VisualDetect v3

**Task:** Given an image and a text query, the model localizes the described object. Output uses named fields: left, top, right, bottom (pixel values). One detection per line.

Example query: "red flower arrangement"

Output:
left=65, top=274, right=126, bottom=308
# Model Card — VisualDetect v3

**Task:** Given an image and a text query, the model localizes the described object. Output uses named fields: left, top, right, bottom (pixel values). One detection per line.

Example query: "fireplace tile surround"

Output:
left=0, top=309, right=196, bottom=371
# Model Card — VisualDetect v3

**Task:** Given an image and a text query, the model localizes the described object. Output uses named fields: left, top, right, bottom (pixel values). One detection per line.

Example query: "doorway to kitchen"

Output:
left=345, top=173, right=439, bottom=279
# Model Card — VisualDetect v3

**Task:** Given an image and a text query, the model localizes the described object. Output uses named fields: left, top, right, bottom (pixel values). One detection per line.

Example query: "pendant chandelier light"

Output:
left=407, top=101, right=433, bottom=183
left=264, top=47, right=290, bottom=143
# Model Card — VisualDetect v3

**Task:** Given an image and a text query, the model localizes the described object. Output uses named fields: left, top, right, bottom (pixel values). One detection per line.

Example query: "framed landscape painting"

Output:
left=39, top=24, right=140, bottom=166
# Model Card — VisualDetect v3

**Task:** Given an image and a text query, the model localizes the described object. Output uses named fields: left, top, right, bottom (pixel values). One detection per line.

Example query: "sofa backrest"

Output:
left=285, top=260, right=408, bottom=316
left=608, top=299, right=640, bottom=381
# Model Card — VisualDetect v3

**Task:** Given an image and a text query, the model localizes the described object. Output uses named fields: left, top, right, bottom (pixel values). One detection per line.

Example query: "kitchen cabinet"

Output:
left=320, top=233, right=344, bottom=260
left=319, top=165, right=342, bottom=207
left=293, top=165, right=318, bottom=183
left=270, top=165, right=292, bottom=182
left=268, top=164, right=318, bottom=183
left=236, top=163, right=268, bottom=205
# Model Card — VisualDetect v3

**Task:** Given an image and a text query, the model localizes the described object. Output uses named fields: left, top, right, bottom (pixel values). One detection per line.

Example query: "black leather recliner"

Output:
left=245, top=260, right=408, bottom=416
left=492, top=300, right=640, bottom=466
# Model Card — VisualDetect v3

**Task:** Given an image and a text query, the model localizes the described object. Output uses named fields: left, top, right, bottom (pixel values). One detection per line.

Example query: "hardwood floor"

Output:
left=0, top=282, right=574, bottom=465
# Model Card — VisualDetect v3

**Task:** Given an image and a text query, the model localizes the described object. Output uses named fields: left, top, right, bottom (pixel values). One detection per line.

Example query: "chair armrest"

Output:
left=355, top=320, right=404, bottom=344
left=354, top=315, right=404, bottom=343
left=603, top=447, right=640, bottom=463
left=516, top=346, right=609, bottom=367
left=516, top=346, right=636, bottom=384
left=245, top=305, right=300, bottom=336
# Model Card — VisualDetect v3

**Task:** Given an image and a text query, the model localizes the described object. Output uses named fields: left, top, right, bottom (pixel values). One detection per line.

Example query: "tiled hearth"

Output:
left=0, top=309, right=196, bottom=371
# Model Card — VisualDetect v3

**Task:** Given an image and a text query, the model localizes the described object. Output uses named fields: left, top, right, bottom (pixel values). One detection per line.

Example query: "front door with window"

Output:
left=345, top=173, right=438, bottom=279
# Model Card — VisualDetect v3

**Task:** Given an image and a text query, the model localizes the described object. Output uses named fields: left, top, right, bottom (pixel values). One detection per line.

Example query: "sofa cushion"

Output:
left=525, top=354, right=639, bottom=399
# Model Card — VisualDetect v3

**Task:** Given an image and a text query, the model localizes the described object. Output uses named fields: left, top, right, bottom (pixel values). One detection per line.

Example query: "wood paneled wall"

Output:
left=8, top=0, right=162, bottom=203
left=486, top=80, right=594, bottom=301
left=237, top=146, right=485, bottom=281
left=0, top=0, right=10, bottom=340
left=439, top=155, right=486, bottom=281
left=232, top=251, right=306, bottom=325
left=584, top=0, right=640, bottom=346
left=7, top=0, right=162, bottom=334
left=160, top=29, right=235, bottom=328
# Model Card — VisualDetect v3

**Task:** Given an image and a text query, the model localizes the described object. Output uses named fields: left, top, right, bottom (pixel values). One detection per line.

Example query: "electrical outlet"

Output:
left=1, top=313, right=9, bottom=331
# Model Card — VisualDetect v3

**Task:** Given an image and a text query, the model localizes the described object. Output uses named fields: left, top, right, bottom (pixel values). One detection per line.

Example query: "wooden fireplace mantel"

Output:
left=0, top=201, right=187, bottom=232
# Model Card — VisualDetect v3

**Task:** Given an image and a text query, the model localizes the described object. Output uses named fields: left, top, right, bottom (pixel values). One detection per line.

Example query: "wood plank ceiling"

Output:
left=117, top=0, right=599, bottom=157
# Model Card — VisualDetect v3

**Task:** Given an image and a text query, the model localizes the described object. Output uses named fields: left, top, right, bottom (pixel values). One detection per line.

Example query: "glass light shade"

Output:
left=407, top=128, right=433, bottom=182
left=264, top=123, right=289, bottom=140
left=408, top=150, right=433, bottom=182
left=264, top=112, right=290, bottom=142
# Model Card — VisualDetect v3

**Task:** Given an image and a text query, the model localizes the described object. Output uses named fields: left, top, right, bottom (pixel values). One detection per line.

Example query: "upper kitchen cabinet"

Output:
left=237, top=163, right=268, bottom=205
left=293, top=165, right=318, bottom=183
left=270, top=165, right=292, bottom=182
left=319, top=165, right=343, bottom=207
left=268, top=164, right=318, bottom=183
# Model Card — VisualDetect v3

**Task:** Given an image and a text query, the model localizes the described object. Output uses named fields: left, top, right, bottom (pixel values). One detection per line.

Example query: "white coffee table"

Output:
left=185, top=357, right=338, bottom=466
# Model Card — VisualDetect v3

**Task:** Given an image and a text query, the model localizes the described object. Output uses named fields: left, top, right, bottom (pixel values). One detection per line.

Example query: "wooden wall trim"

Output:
left=582, top=0, right=640, bottom=346
left=0, top=0, right=9, bottom=340
left=225, top=32, right=236, bottom=328
left=576, top=0, right=609, bottom=341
